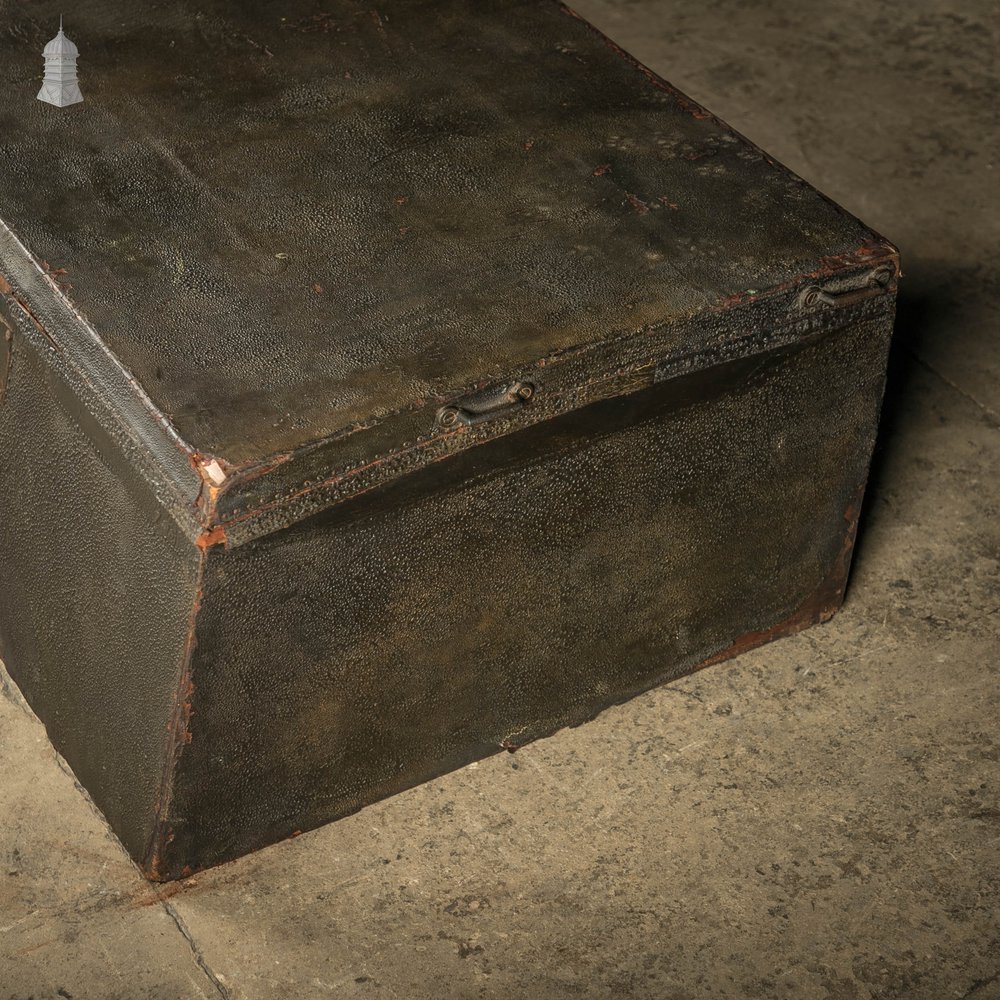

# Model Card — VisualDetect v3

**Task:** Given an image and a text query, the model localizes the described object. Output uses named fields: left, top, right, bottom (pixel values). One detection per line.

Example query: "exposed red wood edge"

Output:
left=0, top=280, right=62, bottom=352
left=142, top=552, right=207, bottom=880
left=225, top=452, right=292, bottom=489
left=195, top=524, right=227, bottom=551
left=696, top=484, right=863, bottom=671
left=185, top=452, right=230, bottom=548
left=0, top=312, right=13, bottom=407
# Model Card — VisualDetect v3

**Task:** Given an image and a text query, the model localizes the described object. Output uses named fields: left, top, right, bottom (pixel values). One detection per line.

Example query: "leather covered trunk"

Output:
left=0, top=0, right=897, bottom=879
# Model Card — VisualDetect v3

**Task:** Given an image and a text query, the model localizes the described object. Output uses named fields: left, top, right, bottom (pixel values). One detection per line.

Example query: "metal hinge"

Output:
left=797, top=264, right=895, bottom=310
left=436, top=379, right=536, bottom=428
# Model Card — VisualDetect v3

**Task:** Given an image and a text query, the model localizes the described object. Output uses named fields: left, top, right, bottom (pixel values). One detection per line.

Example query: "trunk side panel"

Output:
left=0, top=297, right=200, bottom=861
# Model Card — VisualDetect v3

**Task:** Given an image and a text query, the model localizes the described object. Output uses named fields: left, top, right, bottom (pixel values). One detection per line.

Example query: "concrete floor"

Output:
left=2, top=1, right=998, bottom=997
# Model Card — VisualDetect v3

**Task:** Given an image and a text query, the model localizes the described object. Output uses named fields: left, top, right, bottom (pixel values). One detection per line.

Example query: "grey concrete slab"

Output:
left=0, top=680, right=222, bottom=999
left=0, top=1, right=997, bottom=998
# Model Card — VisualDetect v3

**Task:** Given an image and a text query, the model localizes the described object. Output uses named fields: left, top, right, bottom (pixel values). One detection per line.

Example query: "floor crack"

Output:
left=159, top=897, right=232, bottom=1000
left=960, top=969, right=1000, bottom=998
left=662, top=685, right=705, bottom=702
left=909, top=349, right=1000, bottom=424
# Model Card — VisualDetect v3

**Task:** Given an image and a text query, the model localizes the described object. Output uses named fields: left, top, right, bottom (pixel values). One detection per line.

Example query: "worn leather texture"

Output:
left=150, top=310, right=892, bottom=878
left=0, top=296, right=200, bottom=860
left=0, top=0, right=877, bottom=469
left=0, top=0, right=898, bottom=879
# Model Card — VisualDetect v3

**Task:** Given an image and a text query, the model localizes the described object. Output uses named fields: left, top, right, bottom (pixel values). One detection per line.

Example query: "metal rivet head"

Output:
left=800, top=286, right=823, bottom=308
left=437, top=406, right=461, bottom=428
left=869, top=265, right=895, bottom=288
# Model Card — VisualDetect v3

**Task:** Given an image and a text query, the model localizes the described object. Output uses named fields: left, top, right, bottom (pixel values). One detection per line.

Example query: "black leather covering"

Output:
left=0, top=0, right=897, bottom=878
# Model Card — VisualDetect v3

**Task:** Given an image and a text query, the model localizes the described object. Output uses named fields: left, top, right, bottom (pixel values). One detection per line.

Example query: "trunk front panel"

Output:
left=155, top=309, right=892, bottom=877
